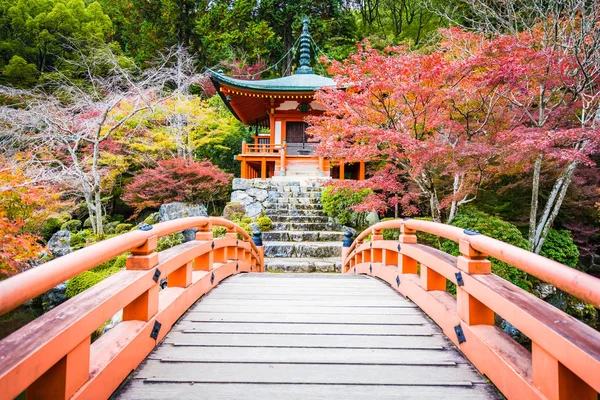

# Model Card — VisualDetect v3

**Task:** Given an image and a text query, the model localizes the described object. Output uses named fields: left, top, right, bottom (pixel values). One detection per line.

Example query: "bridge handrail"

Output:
left=346, top=218, right=600, bottom=308
left=343, top=218, right=600, bottom=399
left=0, top=216, right=263, bottom=399
left=0, top=216, right=260, bottom=316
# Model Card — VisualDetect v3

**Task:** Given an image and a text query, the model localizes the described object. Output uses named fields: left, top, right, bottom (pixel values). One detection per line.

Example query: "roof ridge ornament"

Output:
left=296, top=17, right=314, bottom=75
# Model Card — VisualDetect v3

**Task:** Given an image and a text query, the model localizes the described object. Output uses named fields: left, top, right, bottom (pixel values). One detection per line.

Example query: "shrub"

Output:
left=540, top=229, right=579, bottom=268
left=115, top=223, right=134, bottom=234
left=257, top=216, right=273, bottom=232
left=60, top=220, right=82, bottom=233
left=156, top=233, right=184, bottom=252
left=212, top=226, right=227, bottom=238
left=70, top=229, right=95, bottom=250
left=223, top=202, right=246, bottom=220
left=143, top=212, right=160, bottom=225
left=123, top=158, right=233, bottom=217
left=104, top=221, right=121, bottom=235
left=83, top=217, right=107, bottom=229
left=39, top=217, right=63, bottom=241
left=442, top=208, right=531, bottom=291
left=322, top=186, right=372, bottom=227
left=65, top=254, right=128, bottom=298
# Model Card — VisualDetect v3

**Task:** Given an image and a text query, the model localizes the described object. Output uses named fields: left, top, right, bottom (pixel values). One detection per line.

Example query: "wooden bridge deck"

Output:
left=114, top=273, right=498, bottom=399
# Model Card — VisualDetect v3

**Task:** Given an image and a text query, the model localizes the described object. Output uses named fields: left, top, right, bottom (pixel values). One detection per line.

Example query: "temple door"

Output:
left=286, top=122, right=310, bottom=155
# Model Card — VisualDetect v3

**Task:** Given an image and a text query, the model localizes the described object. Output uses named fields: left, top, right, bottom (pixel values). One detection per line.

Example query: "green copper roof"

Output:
left=207, top=68, right=335, bottom=93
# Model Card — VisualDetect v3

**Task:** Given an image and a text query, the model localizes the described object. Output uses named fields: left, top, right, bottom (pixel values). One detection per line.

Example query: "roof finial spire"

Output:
left=296, top=17, right=313, bottom=74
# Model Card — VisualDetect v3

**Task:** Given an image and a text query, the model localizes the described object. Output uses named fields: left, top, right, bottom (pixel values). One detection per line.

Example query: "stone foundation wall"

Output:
left=230, top=178, right=322, bottom=218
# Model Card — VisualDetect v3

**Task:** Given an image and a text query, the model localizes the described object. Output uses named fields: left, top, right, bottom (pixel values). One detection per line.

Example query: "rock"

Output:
left=533, top=282, right=556, bottom=299
left=182, top=228, right=198, bottom=242
left=247, top=188, right=268, bottom=202
left=499, top=319, right=529, bottom=345
left=159, top=202, right=207, bottom=222
left=366, top=211, right=380, bottom=226
left=246, top=202, right=265, bottom=218
left=231, top=191, right=253, bottom=206
left=252, top=179, right=269, bottom=189
left=267, top=191, right=281, bottom=202
left=40, top=282, right=68, bottom=311
left=342, top=226, right=357, bottom=236
left=232, top=178, right=251, bottom=191
left=48, top=230, right=72, bottom=258
left=103, top=310, right=123, bottom=334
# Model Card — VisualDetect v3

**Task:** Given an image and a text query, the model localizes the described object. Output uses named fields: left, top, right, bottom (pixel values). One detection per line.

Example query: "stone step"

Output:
left=277, top=191, right=322, bottom=199
left=263, top=231, right=346, bottom=242
left=276, top=197, right=321, bottom=205
left=272, top=222, right=340, bottom=231
left=266, top=209, right=327, bottom=217
left=264, top=257, right=341, bottom=273
left=269, top=215, right=330, bottom=223
left=269, top=204, right=323, bottom=211
left=264, top=241, right=342, bottom=258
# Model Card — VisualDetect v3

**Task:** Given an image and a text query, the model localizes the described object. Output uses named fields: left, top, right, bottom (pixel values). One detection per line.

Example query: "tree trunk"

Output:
left=84, top=193, right=97, bottom=234
left=94, top=190, right=104, bottom=235
left=528, top=154, right=543, bottom=250
left=532, top=160, right=578, bottom=253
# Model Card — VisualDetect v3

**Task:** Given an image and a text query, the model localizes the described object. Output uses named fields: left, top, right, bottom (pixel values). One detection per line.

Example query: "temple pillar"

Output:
left=359, top=162, right=365, bottom=180
left=339, top=162, right=345, bottom=180
left=261, top=157, right=267, bottom=180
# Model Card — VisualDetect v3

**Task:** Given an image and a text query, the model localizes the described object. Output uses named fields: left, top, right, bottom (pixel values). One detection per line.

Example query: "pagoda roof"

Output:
left=207, top=69, right=336, bottom=93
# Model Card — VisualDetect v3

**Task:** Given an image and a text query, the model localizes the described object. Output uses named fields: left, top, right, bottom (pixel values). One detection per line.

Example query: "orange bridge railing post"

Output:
left=399, top=222, right=417, bottom=274
left=194, top=222, right=214, bottom=271
left=124, top=233, right=159, bottom=322
left=457, top=239, right=494, bottom=326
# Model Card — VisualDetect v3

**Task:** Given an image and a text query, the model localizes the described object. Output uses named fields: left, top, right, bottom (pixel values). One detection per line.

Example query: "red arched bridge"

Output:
left=0, top=217, right=598, bottom=399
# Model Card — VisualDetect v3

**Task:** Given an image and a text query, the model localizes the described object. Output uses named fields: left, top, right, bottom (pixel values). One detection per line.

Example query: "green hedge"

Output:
left=540, top=229, right=579, bottom=268
left=322, top=186, right=371, bottom=227
left=441, top=208, right=531, bottom=290
left=61, top=220, right=82, bottom=233
left=65, top=254, right=128, bottom=298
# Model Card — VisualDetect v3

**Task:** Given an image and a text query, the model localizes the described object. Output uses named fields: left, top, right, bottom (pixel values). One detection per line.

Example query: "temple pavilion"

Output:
left=208, top=19, right=365, bottom=181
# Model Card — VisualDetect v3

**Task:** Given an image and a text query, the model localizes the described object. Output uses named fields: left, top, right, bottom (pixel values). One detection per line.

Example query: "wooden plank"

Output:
left=133, top=361, right=488, bottom=385
left=117, top=382, right=498, bottom=400
left=203, top=292, right=405, bottom=299
left=196, top=299, right=414, bottom=307
left=147, top=345, right=463, bottom=365
left=163, top=332, right=447, bottom=349
left=188, top=305, right=424, bottom=315
left=172, top=322, right=440, bottom=335
left=114, top=274, right=496, bottom=399
left=185, top=313, right=428, bottom=324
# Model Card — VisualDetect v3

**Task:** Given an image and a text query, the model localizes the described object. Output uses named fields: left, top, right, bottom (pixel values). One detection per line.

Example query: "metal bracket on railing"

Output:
left=455, top=272, right=464, bottom=286
left=454, top=324, right=466, bottom=344
left=464, top=229, right=481, bottom=236
left=236, top=263, right=239, bottom=271
left=211, top=241, right=215, bottom=249
left=370, top=241, right=372, bottom=248
left=150, top=321, right=162, bottom=340
left=396, top=275, right=401, bottom=287
left=138, top=223, right=153, bottom=231
left=397, top=243, right=401, bottom=251
left=153, top=269, right=161, bottom=283
left=210, top=272, right=215, bottom=285
left=369, top=264, right=372, bottom=274
left=354, top=267, right=356, bottom=274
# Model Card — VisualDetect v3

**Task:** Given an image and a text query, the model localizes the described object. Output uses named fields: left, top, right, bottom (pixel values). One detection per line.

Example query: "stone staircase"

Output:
left=261, top=182, right=344, bottom=273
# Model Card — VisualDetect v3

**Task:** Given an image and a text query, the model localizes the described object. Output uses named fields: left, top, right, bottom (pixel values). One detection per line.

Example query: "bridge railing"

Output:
left=342, top=219, right=600, bottom=400
left=0, top=216, right=264, bottom=400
